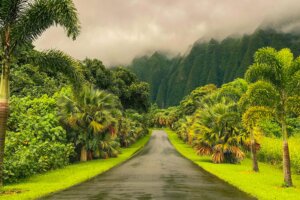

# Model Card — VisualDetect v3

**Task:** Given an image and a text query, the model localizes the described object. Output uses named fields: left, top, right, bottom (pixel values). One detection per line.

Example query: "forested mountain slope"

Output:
left=129, top=29, right=300, bottom=107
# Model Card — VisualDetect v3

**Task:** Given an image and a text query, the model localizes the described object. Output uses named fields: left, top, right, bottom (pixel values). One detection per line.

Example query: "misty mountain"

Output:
left=129, top=29, right=300, bottom=107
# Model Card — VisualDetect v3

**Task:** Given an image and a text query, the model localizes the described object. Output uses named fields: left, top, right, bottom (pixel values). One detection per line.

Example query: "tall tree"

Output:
left=0, top=0, right=80, bottom=186
left=239, top=81, right=279, bottom=172
left=245, top=47, right=300, bottom=186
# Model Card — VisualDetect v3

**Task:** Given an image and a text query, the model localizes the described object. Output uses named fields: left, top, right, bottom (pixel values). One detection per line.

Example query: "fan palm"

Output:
left=192, top=100, right=245, bottom=163
left=58, top=87, right=122, bottom=161
left=0, top=0, right=80, bottom=186
left=245, top=47, right=300, bottom=186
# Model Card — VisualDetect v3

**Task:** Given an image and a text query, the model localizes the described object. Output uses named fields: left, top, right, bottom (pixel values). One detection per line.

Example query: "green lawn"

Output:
left=166, top=129, right=300, bottom=200
left=0, top=134, right=150, bottom=200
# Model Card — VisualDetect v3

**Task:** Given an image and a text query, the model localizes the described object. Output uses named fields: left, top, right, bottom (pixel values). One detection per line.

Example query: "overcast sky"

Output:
left=34, top=0, right=300, bottom=66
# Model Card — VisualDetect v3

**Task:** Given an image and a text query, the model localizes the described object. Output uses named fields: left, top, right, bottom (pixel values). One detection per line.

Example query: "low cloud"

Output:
left=34, top=0, right=300, bottom=66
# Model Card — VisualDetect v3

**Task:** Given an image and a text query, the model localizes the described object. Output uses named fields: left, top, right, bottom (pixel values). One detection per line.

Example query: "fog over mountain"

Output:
left=34, top=0, right=300, bottom=66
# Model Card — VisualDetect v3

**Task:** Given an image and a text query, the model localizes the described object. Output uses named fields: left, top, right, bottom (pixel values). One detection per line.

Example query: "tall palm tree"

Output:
left=0, top=0, right=80, bottom=186
left=242, top=106, right=273, bottom=172
left=239, top=81, right=279, bottom=172
left=58, top=87, right=122, bottom=161
left=245, top=47, right=300, bottom=186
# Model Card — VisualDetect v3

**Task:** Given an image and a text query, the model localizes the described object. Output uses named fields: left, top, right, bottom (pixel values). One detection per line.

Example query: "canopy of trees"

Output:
left=149, top=47, right=300, bottom=187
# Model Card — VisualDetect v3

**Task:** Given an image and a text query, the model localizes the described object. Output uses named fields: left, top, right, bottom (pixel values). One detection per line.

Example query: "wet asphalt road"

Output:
left=43, top=130, right=255, bottom=200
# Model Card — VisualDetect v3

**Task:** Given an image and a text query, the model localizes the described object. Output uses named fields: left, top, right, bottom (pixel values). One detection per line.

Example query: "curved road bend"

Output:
left=43, top=130, right=255, bottom=200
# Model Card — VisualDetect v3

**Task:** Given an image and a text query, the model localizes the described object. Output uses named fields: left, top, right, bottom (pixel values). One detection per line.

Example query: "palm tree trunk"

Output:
left=251, top=139, right=259, bottom=172
left=0, top=66, right=9, bottom=187
left=250, top=129, right=259, bottom=172
left=87, top=151, right=93, bottom=160
left=0, top=100, right=8, bottom=187
left=80, top=145, right=87, bottom=162
left=282, top=120, right=292, bottom=186
left=0, top=27, right=11, bottom=186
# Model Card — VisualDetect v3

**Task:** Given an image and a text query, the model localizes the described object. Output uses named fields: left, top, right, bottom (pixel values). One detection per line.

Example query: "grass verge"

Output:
left=0, top=134, right=151, bottom=200
left=166, top=129, right=300, bottom=200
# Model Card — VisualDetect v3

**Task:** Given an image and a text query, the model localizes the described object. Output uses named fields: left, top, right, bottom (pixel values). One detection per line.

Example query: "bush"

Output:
left=259, top=118, right=300, bottom=138
left=4, top=95, right=74, bottom=183
left=258, top=137, right=300, bottom=174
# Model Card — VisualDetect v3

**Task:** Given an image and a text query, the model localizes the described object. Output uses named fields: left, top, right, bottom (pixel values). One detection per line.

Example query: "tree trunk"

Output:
left=87, top=150, right=93, bottom=160
left=279, top=90, right=293, bottom=187
left=283, top=141, right=292, bottom=186
left=80, top=145, right=87, bottom=162
left=0, top=27, right=11, bottom=186
left=251, top=139, right=259, bottom=172
left=0, top=98, right=8, bottom=187
left=250, top=129, right=259, bottom=172
left=0, top=76, right=9, bottom=187
left=282, top=119, right=292, bottom=186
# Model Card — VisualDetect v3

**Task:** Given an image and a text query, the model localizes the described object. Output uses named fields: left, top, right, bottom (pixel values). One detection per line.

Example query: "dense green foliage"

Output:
left=130, top=29, right=300, bottom=107
left=3, top=55, right=150, bottom=184
left=83, top=59, right=150, bottom=112
left=149, top=47, right=300, bottom=187
left=4, top=96, right=73, bottom=183
left=167, top=129, right=300, bottom=200
left=0, top=0, right=151, bottom=191
left=1, top=134, right=150, bottom=200
left=3, top=60, right=150, bottom=183
left=258, top=136, right=300, bottom=174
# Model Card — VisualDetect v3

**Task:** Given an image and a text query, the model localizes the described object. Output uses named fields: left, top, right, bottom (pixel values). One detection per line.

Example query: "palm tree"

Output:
left=242, top=106, right=273, bottom=172
left=58, top=87, right=122, bottom=161
left=0, top=0, right=80, bottom=186
left=175, top=117, right=190, bottom=142
left=118, top=118, right=132, bottom=147
left=192, top=100, right=245, bottom=163
left=245, top=47, right=300, bottom=186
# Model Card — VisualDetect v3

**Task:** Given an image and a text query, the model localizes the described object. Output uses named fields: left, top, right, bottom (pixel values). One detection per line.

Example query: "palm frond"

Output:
left=11, top=0, right=80, bottom=48
left=245, top=63, right=276, bottom=84
left=0, top=0, right=28, bottom=26
left=27, top=49, right=84, bottom=90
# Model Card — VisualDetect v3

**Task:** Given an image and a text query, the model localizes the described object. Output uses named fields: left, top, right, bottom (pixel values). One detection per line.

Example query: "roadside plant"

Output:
left=0, top=0, right=80, bottom=186
left=245, top=47, right=300, bottom=186
left=58, top=87, right=121, bottom=161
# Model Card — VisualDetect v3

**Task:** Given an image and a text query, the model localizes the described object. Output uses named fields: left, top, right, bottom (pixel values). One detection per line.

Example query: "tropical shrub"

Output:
left=58, top=86, right=122, bottom=161
left=119, top=110, right=149, bottom=147
left=4, top=95, right=73, bottom=183
left=10, top=64, right=68, bottom=98
left=258, top=137, right=300, bottom=174
left=192, top=101, right=245, bottom=163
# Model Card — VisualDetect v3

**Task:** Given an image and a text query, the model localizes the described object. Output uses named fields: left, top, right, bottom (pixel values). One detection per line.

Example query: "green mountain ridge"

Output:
left=129, top=29, right=300, bottom=107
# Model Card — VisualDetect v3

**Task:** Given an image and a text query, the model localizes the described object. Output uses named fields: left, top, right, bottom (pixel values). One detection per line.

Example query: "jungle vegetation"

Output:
left=149, top=47, right=300, bottom=187
left=0, top=0, right=150, bottom=186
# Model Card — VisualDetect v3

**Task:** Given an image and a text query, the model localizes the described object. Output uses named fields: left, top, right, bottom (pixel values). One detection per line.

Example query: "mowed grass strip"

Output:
left=166, top=129, right=300, bottom=200
left=0, top=134, right=151, bottom=200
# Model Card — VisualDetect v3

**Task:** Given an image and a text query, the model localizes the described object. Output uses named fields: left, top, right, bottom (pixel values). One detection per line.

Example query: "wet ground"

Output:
left=43, top=130, right=255, bottom=200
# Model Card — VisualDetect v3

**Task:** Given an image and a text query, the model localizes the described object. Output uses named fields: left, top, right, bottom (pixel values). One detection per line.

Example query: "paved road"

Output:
left=43, top=130, right=255, bottom=200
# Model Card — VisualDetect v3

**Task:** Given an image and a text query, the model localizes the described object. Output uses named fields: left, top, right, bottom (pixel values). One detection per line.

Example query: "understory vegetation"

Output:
left=150, top=47, right=300, bottom=187
left=3, top=58, right=151, bottom=184
left=167, top=129, right=300, bottom=200
left=1, top=134, right=150, bottom=200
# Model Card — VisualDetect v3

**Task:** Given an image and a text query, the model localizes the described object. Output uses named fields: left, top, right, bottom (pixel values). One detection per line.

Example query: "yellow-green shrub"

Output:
left=258, top=137, right=300, bottom=174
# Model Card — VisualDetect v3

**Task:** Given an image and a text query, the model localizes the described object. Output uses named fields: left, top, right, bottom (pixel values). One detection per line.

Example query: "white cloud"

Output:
left=34, top=0, right=300, bottom=66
